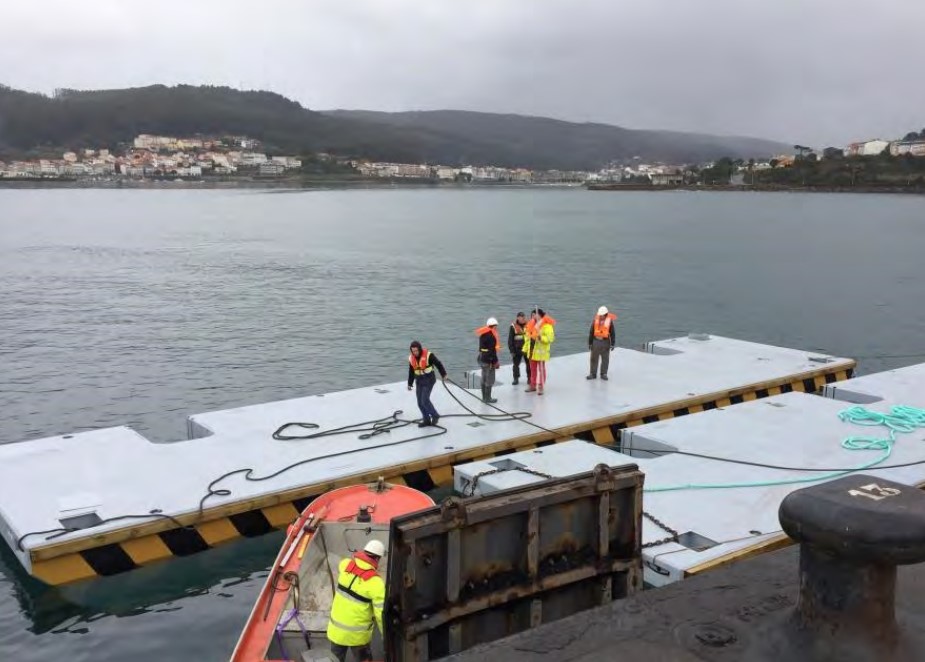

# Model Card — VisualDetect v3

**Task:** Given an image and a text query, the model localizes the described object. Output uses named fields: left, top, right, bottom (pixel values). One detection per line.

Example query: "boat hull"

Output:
left=231, top=481, right=434, bottom=661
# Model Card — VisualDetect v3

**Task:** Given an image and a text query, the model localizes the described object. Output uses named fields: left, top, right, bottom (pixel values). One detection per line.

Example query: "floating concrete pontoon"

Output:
left=454, top=360, right=925, bottom=587
left=822, top=361, right=925, bottom=404
left=0, top=334, right=854, bottom=586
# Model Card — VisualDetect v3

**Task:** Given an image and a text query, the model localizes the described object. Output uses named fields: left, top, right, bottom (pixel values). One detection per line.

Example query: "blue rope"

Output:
left=644, top=404, right=925, bottom=493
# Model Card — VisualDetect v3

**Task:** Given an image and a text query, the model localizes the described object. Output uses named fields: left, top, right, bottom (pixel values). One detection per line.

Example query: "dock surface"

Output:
left=0, top=334, right=854, bottom=585
left=456, top=360, right=925, bottom=585
left=439, top=543, right=925, bottom=662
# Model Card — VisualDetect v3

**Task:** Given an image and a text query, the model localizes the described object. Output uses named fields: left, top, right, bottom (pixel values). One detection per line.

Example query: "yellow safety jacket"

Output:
left=523, top=317, right=556, bottom=362
left=327, top=555, right=385, bottom=647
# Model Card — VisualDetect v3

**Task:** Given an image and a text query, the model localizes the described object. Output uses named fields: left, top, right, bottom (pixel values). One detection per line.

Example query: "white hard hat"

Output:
left=364, top=539, right=386, bottom=557
left=597, top=306, right=609, bottom=316
left=486, top=317, right=498, bottom=326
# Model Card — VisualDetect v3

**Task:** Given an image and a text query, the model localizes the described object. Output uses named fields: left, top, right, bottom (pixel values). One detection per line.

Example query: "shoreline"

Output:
left=586, top=183, right=925, bottom=195
left=0, top=177, right=581, bottom=190
left=3, top=178, right=924, bottom=194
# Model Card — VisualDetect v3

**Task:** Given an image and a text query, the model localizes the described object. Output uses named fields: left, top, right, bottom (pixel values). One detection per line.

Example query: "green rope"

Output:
left=643, top=404, right=925, bottom=493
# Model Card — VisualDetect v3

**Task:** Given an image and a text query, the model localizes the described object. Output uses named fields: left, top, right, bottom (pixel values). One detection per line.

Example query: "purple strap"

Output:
left=275, top=607, right=311, bottom=661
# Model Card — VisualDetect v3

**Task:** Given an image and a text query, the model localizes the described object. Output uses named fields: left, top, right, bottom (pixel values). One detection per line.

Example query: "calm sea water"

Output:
left=1, top=188, right=924, bottom=660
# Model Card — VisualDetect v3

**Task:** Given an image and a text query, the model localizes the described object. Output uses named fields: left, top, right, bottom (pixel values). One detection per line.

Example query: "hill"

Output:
left=324, top=109, right=790, bottom=168
left=0, top=83, right=789, bottom=168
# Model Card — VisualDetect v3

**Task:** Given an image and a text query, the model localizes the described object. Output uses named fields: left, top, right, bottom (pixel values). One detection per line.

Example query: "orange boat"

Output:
left=230, top=479, right=434, bottom=662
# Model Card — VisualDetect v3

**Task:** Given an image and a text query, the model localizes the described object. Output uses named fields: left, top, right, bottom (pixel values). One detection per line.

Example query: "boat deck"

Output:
left=0, top=334, right=854, bottom=585
left=454, top=360, right=925, bottom=586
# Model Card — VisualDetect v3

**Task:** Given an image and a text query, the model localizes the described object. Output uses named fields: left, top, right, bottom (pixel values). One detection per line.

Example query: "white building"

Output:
left=511, top=169, right=533, bottom=183
left=176, top=165, right=203, bottom=178
left=39, top=161, right=60, bottom=176
left=259, top=162, right=286, bottom=176
left=241, top=152, right=268, bottom=167
left=648, top=166, right=684, bottom=186
left=177, top=138, right=204, bottom=150
left=434, top=166, right=457, bottom=180
left=890, top=141, right=925, bottom=157
left=62, top=163, right=90, bottom=177
left=846, top=139, right=890, bottom=156
left=271, top=156, right=302, bottom=169
left=133, top=134, right=178, bottom=150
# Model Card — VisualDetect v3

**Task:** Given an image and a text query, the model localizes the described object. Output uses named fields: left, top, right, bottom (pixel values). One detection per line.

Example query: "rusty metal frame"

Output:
left=384, top=463, right=644, bottom=661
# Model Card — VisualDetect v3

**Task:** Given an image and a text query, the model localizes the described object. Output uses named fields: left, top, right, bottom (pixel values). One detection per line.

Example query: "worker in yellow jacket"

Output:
left=327, top=539, right=386, bottom=662
left=522, top=307, right=556, bottom=395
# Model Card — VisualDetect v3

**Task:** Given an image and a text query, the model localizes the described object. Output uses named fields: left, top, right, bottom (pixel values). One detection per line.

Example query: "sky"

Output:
left=1, top=0, right=923, bottom=147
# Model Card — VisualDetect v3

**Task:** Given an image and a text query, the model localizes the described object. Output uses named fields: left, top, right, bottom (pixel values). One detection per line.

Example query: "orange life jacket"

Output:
left=474, top=326, right=501, bottom=351
left=526, top=316, right=556, bottom=339
left=345, top=551, right=379, bottom=581
left=409, top=349, right=433, bottom=375
left=593, top=313, right=617, bottom=340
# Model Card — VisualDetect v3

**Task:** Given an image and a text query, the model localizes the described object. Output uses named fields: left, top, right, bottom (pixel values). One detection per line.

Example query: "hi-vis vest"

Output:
left=474, top=326, right=501, bottom=352
left=593, top=313, right=617, bottom=340
left=511, top=322, right=525, bottom=341
left=409, top=349, right=434, bottom=376
left=327, top=552, right=386, bottom=647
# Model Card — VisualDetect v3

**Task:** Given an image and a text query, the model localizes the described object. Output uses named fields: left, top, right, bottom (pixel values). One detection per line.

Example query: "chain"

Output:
left=463, top=467, right=553, bottom=497
left=642, top=510, right=681, bottom=549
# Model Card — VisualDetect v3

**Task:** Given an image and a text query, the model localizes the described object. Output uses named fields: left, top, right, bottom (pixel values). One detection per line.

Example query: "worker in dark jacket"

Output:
left=507, top=312, right=529, bottom=385
left=407, top=341, right=447, bottom=427
left=587, top=306, right=617, bottom=380
left=474, top=318, right=501, bottom=403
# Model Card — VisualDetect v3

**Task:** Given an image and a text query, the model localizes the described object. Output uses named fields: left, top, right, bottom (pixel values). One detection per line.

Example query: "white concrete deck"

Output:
left=0, top=334, right=852, bottom=574
left=453, top=440, right=632, bottom=496
left=454, top=361, right=925, bottom=587
left=823, top=361, right=925, bottom=404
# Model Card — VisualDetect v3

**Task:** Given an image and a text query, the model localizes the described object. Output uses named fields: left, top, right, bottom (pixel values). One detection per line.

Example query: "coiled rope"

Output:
left=644, top=404, right=925, bottom=493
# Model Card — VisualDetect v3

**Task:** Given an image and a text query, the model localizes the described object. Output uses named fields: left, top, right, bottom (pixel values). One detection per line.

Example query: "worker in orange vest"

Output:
left=587, top=306, right=617, bottom=380
left=407, top=341, right=448, bottom=427
left=474, top=318, right=501, bottom=403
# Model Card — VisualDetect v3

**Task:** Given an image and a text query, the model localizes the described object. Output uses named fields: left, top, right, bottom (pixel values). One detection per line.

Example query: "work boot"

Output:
left=485, top=386, right=497, bottom=404
left=418, top=419, right=431, bottom=428
left=586, top=374, right=596, bottom=380
left=601, top=375, right=608, bottom=381
left=512, top=378, right=519, bottom=386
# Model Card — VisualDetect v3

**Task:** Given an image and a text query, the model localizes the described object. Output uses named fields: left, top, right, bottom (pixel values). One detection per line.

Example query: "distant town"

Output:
left=1, top=132, right=924, bottom=188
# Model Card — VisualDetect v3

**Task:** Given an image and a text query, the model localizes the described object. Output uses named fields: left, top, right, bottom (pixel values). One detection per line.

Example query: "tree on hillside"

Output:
left=700, top=156, right=735, bottom=185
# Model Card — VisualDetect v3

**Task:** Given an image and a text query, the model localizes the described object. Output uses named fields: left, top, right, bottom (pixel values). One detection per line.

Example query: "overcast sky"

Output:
left=2, top=0, right=922, bottom=147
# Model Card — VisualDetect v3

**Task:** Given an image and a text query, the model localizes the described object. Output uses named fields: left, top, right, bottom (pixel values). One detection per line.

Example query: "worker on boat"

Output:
left=327, top=539, right=387, bottom=662
left=475, top=318, right=501, bottom=403
left=507, top=311, right=529, bottom=386
left=523, top=308, right=556, bottom=395
left=587, top=306, right=617, bottom=381
left=407, top=340, right=447, bottom=427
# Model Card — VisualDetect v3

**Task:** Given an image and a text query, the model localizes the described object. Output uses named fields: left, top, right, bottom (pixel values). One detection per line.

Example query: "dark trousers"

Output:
left=480, top=360, right=496, bottom=387
left=415, top=372, right=439, bottom=421
left=511, top=349, right=529, bottom=382
left=330, top=642, right=373, bottom=662
left=590, top=338, right=611, bottom=377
